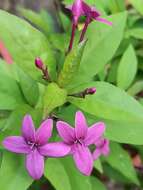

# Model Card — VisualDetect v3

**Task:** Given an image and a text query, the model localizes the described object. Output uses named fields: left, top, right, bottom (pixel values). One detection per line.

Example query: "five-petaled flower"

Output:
left=93, top=137, right=110, bottom=160
left=57, top=111, right=105, bottom=176
left=3, top=115, right=70, bottom=180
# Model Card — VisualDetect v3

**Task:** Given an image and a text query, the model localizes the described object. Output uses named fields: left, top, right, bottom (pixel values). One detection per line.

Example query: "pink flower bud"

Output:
left=85, top=87, right=96, bottom=95
left=35, top=57, right=43, bottom=70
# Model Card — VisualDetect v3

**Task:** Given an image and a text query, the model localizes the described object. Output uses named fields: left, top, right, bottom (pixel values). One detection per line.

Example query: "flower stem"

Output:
left=79, top=18, right=90, bottom=43
left=68, top=23, right=76, bottom=53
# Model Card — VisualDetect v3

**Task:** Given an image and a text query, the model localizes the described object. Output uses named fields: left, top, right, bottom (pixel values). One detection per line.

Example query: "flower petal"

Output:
left=36, top=119, right=53, bottom=145
left=84, top=122, right=105, bottom=146
left=3, top=136, right=30, bottom=154
left=92, top=148, right=101, bottom=160
left=75, top=111, right=88, bottom=139
left=95, top=17, right=112, bottom=25
left=26, top=149, right=44, bottom=180
left=72, top=0, right=84, bottom=24
left=22, top=115, right=36, bottom=142
left=73, top=145, right=93, bottom=176
left=39, top=142, right=71, bottom=157
left=101, top=139, right=110, bottom=156
left=57, top=121, right=75, bottom=144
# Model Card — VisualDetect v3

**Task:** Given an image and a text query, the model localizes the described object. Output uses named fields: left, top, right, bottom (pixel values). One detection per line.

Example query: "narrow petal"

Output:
left=36, top=119, right=53, bottom=145
left=73, top=145, right=93, bottom=176
left=93, top=148, right=101, bottom=160
left=22, top=115, right=35, bottom=142
left=102, top=139, right=110, bottom=156
left=39, top=142, right=71, bottom=157
left=95, top=17, right=112, bottom=25
left=26, top=149, right=44, bottom=180
left=84, top=122, right=105, bottom=146
left=3, top=136, right=30, bottom=154
left=57, top=121, right=75, bottom=144
left=75, top=111, right=88, bottom=139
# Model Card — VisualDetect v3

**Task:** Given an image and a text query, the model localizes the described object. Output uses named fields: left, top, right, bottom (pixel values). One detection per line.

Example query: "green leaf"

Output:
left=18, top=68, right=39, bottom=107
left=129, top=0, right=143, bottom=15
left=104, top=142, right=139, bottom=185
left=91, top=177, right=107, bottom=190
left=127, top=81, right=143, bottom=96
left=44, top=158, right=71, bottom=190
left=68, top=12, right=127, bottom=88
left=126, top=28, right=143, bottom=40
left=45, top=157, right=92, bottom=190
left=109, top=0, right=126, bottom=13
left=43, top=83, right=67, bottom=117
left=19, top=8, right=52, bottom=34
left=58, top=40, right=86, bottom=88
left=0, top=10, right=56, bottom=81
left=68, top=81, right=143, bottom=122
left=104, top=119, right=143, bottom=145
left=0, top=63, right=25, bottom=110
left=0, top=151, right=33, bottom=190
left=94, top=159, right=103, bottom=173
left=117, top=45, right=137, bottom=90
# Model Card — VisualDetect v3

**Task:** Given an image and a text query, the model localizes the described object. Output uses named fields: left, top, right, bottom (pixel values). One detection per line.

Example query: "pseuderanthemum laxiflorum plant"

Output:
left=1, top=0, right=143, bottom=189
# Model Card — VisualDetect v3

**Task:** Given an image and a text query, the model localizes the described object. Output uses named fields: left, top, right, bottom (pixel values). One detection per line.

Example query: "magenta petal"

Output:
left=72, top=0, right=84, bottom=24
left=95, top=17, right=112, bottom=25
left=93, top=148, right=101, bottom=160
left=57, top=121, right=75, bottom=144
left=3, top=136, right=30, bottom=154
left=39, top=142, right=71, bottom=157
left=36, top=119, right=53, bottom=145
left=26, top=149, right=44, bottom=180
left=75, top=111, right=88, bottom=139
left=101, top=139, right=110, bottom=156
left=84, top=122, right=105, bottom=146
left=22, top=115, right=36, bottom=142
left=73, top=145, right=93, bottom=176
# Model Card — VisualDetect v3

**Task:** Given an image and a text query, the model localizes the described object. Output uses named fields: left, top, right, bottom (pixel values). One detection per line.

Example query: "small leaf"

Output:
left=126, top=28, right=143, bottom=40
left=18, top=68, right=39, bottom=106
left=129, top=0, right=143, bottom=15
left=44, top=158, right=71, bottom=190
left=0, top=151, right=33, bottom=190
left=94, top=159, right=103, bottom=173
left=117, top=45, right=137, bottom=90
left=43, top=83, right=67, bottom=117
left=58, top=40, right=86, bottom=88
left=127, top=81, right=143, bottom=96
left=91, top=176, right=107, bottom=190
left=104, top=142, right=139, bottom=185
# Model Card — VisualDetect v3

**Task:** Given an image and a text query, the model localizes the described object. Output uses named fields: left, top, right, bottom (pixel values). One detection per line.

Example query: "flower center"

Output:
left=74, top=138, right=83, bottom=145
left=27, top=141, right=39, bottom=150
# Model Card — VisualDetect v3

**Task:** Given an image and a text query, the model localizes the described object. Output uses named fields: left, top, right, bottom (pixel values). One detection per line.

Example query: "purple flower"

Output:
left=67, top=0, right=84, bottom=26
left=57, top=111, right=105, bottom=176
left=3, top=115, right=70, bottom=180
left=93, top=138, right=110, bottom=160
left=67, top=0, right=112, bottom=46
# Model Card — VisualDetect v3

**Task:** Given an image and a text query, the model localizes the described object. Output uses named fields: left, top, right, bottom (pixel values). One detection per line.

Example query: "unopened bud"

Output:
left=85, top=87, right=96, bottom=95
left=35, top=57, right=43, bottom=70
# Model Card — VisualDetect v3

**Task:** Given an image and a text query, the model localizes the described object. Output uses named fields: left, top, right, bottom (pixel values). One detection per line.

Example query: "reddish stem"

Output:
left=68, top=23, right=76, bottom=53
left=79, top=17, right=90, bottom=43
